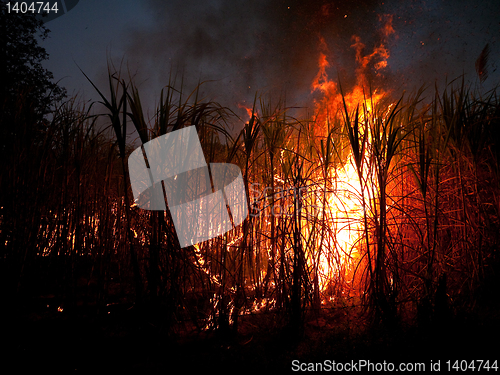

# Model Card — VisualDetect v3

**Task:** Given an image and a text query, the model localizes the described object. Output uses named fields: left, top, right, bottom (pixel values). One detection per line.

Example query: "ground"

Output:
left=3, top=296, right=499, bottom=374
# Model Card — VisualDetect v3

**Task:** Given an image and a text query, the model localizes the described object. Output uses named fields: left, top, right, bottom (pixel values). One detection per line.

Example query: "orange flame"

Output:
left=311, top=14, right=394, bottom=121
left=238, top=102, right=254, bottom=123
left=310, top=15, right=395, bottom=296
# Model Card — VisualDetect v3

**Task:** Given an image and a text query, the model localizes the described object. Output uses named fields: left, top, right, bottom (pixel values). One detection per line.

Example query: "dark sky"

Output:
left=41, top=0, right=500, bottom=125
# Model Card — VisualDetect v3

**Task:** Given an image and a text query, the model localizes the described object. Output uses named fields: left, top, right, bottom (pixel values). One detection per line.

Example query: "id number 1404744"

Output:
left=446, top=360, right=498, bottom=372
left=6, top=2, right=59, bottom=14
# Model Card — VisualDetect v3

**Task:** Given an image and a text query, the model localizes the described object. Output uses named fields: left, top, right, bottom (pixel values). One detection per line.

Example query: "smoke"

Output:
left=117, top=0, right=384, bottom=118
left=383, top=0, right=500, bottom=96
left=110, top=0, right=499, bottom=121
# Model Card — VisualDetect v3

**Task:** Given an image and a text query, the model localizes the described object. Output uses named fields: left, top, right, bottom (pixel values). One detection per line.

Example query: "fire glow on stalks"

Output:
left=305, top=15, right=396, bottom=299
left=227, top=15, right=398, bottom=311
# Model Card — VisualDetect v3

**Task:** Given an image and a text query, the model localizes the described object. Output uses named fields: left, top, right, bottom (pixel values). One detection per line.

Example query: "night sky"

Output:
left=40, top=0, right=500, bottom=125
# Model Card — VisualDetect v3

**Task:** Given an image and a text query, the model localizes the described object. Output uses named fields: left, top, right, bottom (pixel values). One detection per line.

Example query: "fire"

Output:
left=309, top=15, right=395, bottom=295
left=238, top=102, right=254, bottom=123
left=311, top=16, right=394, bottom=124
left=311, top=37, right=336, bottom=97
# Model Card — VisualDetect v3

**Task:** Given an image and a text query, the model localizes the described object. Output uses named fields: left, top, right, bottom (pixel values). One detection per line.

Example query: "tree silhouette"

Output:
left=0, top=1, right=66, bottom=155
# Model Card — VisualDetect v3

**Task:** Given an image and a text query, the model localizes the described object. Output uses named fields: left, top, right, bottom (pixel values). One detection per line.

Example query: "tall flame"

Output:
left=309, top=15, right=394, bottom=295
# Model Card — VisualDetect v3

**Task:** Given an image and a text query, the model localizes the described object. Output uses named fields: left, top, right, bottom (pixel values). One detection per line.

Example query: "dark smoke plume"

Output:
left=120, top=0, right=384, bottom=116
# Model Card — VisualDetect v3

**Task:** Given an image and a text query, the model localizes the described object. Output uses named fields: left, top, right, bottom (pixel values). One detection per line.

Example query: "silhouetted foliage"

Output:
left=0, top=1, right=66, bottom=155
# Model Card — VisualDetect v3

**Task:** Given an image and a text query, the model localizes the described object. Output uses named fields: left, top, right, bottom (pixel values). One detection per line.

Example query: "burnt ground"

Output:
left=2, top=295, right=499, bottom=375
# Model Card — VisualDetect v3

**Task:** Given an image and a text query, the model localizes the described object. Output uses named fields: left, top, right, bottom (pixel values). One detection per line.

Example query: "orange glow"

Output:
left=309, top=15, right=395, bottom=296
left=314, top=146, right=363, bottom=292
left=238, top=102, right=254, bottom=123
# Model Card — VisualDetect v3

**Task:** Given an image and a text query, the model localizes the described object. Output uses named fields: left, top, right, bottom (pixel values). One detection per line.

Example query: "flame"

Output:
left=238, top=102, right=254, bottom=123
left=311, top=38, right=336, bottom=97
left=311, top=14, right=394, bottom=118
left=309, top=15, right=395, bottom=296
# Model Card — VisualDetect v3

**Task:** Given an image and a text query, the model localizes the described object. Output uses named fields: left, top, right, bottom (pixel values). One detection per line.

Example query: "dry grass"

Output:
left=1, top=69, right=499, bottom=345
